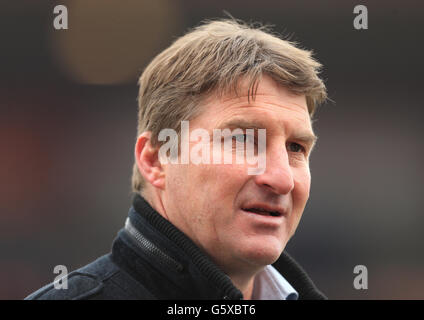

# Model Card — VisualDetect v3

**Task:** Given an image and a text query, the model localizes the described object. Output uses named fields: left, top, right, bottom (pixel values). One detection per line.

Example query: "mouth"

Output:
left=241, top=206, right=282, bottom=217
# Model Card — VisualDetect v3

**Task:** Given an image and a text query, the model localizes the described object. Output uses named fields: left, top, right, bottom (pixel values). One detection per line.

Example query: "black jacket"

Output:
left=25, top=194, right=326, bottom=300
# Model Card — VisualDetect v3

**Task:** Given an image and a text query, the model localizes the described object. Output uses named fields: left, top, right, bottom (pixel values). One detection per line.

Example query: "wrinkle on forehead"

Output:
left=198, top=99, right=313, bottom=132
left=218, top=100, right=309, bottom=120
left=213, top=105, right=315, bottom=140
left=201, top=75, right=309, bottom=115
left=220, top=93, right=308, bottom=113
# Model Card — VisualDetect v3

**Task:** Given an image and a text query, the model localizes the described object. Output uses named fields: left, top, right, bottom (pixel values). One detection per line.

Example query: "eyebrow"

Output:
left=217, top=117, right=318, bottom=151
left=217, top=118, right=266, bottom=130
left=294, top=133, right=318, bottom=153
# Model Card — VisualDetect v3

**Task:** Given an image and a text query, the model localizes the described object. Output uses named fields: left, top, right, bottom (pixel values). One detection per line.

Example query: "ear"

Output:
left=135, top=132, right=165, bottom=190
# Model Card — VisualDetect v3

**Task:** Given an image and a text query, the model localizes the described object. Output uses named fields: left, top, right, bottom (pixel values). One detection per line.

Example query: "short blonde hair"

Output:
left=132, top=19, right=327, bottom=192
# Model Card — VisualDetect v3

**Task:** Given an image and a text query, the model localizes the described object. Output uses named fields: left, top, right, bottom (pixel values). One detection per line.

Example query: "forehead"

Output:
left=193, top=76, right=313, bottom=132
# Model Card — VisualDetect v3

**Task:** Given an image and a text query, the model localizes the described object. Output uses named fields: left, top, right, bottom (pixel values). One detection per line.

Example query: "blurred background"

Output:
left=1, top=0, right=423, bottom=299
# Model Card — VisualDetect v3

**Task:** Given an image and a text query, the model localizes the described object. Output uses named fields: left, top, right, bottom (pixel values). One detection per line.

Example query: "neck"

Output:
left=141, top=189, right=169, bottom=220
left=227, top=269, right=258, bottom=300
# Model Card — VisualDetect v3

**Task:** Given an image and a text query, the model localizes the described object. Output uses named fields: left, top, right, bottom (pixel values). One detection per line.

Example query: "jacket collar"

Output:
left=112, top=193, right=243, bottom=299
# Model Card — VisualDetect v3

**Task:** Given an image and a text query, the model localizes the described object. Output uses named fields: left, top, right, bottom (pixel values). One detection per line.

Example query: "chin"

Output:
left=237, top=236, right=286, bottom=268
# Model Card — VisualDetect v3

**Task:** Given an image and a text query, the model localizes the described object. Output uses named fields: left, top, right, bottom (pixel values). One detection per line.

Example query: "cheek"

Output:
left=194, top=159, right=248, bottom=187
left=291, top=167, right=311, bottom=221
left=294, top=164, right=311, bottom=198
left=284, top=169, right=310, bottom=239
left=165, top=165, right=187, bottom=192
left=165, top=164, right=210, bottom=216
left=208, top=163, right=249, bottom=195
left=195, top=163, right=249, bottom=222
left=166, top=163, right=241, bottom=208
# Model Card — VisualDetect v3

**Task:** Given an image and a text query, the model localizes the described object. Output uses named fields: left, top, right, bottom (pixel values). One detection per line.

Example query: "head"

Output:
left=132, top=19, right=326, bottom=275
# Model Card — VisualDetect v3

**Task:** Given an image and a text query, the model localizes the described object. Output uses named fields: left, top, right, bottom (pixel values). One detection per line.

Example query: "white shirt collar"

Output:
left=251, top=265, right=299, bottom=300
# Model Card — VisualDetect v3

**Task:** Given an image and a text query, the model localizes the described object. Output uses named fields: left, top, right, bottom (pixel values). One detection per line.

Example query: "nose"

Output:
left=253, top=146, right=294, bottom=195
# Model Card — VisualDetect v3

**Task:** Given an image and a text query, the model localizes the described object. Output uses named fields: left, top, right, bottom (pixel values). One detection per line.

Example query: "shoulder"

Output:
left=25, top=254, right=155, bottom=300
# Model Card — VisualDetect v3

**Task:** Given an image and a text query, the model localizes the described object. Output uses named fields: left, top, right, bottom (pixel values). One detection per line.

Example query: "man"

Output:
left=26, top=19, right=327, bottom=300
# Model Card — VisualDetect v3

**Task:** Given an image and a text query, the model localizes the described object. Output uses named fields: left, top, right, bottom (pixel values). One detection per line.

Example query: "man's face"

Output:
left=160, top=76, right=315, bottom=274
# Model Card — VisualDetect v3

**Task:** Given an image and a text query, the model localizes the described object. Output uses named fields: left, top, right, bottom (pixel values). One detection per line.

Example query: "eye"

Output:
left=288, top=142, right=306, bottom=153
left=233, top=134, right=247, bottom=143
left=233, top=133, right=255, bottom=144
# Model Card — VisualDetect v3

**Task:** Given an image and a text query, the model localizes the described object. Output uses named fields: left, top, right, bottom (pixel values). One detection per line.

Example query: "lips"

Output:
left=241, top=204, right=285, bottom=217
